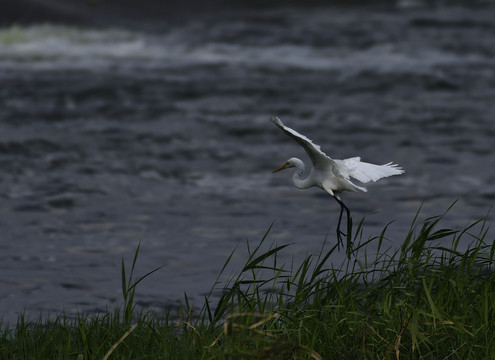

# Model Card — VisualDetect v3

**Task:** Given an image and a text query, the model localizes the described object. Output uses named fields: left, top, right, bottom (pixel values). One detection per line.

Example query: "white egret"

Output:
left=271, top=117, right=404, bottom=252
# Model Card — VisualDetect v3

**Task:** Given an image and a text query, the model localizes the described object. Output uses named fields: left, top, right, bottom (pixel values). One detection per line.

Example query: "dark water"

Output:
left=1, top=4, right=495, bottom=324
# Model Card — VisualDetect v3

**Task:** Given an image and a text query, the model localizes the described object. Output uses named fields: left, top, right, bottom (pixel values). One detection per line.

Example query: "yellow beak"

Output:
left=273, top=162, right=289, bottom=173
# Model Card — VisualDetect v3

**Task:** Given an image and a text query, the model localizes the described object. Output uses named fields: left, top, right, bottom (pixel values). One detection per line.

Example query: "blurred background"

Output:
left=1, top=0, right=494, bottom=324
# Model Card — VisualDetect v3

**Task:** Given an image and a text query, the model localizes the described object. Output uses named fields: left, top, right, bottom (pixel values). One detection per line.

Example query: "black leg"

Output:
left=336, top=202, right=345, bottom=248
left=333, top=196, right=351, bottom=252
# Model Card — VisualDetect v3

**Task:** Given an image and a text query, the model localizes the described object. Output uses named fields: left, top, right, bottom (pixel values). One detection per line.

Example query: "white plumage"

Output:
left=271, top=116, right=404, bottom=252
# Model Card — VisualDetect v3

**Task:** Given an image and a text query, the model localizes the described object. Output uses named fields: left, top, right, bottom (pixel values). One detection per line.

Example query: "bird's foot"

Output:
left=336, top=229, right=346, bottom=250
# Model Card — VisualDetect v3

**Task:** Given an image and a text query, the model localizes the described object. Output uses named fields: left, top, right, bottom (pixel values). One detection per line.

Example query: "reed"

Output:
left=1, top=205, right=494, bottom=359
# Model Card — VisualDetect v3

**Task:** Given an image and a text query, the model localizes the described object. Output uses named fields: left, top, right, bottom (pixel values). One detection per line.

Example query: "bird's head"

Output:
left=273, top=158, right=298, bottom=173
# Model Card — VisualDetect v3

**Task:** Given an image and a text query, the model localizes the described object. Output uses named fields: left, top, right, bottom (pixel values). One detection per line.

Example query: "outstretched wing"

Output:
left=271, top=117, right=335, bottom=171
left=336, top=157, right=404, bottom=184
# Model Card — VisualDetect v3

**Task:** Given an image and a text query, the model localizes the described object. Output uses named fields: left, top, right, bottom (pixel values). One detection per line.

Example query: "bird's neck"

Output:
left=291, top=159, right=313, bottom=189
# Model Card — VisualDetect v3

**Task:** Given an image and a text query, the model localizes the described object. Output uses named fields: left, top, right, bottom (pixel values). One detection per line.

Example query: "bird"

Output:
left=271, top=116, right=404, bottom=253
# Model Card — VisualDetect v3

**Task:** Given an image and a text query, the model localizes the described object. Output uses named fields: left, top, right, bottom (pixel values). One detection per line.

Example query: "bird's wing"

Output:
left=336, top=157, right=404, bottom=184
left=271, top=117, right=335, bottom=170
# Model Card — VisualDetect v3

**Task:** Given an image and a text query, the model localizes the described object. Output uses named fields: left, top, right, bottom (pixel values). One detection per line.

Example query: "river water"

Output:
left=1, top=3, right=495, bottom=324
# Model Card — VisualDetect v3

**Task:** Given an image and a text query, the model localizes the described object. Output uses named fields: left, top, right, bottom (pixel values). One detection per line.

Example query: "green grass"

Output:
left=1, top=205, right=494, bottom=359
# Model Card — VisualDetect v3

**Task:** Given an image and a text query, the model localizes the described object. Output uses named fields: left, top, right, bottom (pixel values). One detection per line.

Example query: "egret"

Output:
left=271, top=117, right=404, bottom=252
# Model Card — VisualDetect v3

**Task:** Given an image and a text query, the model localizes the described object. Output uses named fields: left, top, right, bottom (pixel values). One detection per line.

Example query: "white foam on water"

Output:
left=0, top=24, right=489, bottom=73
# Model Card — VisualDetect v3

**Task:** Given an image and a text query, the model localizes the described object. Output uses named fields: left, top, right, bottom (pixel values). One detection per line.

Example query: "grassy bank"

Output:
left=1, top=207, right=494, bottom=359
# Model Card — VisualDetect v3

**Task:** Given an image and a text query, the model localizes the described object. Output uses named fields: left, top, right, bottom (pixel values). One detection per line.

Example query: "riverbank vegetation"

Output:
left=1, top=206, right=494, bottom=359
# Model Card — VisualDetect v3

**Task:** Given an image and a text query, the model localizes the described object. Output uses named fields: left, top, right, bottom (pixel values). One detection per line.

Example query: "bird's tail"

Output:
left=342, top=157, right=404, bottom=184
